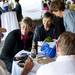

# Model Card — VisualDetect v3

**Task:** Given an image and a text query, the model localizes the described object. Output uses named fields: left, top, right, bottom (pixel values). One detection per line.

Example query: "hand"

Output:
left=21, top=57, right=33, bottom=75
left=24, top=57, right=33, bottom=71
left=0, top=28, right=7, bottom=33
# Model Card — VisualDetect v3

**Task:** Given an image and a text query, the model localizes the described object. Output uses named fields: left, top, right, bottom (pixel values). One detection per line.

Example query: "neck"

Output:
left=44, top=25, right=50, bottom=31
left=60, top=11, right=64, bottom=17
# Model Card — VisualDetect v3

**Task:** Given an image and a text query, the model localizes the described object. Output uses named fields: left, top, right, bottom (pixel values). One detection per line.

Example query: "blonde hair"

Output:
left=20, top=17, right=33, bottom=27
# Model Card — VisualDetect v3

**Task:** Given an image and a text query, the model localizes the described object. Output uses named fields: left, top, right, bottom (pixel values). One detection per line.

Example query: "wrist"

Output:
left=21, top=68, right=29, bottom=75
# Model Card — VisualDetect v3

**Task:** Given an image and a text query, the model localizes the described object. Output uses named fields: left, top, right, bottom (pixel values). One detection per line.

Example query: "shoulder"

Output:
left=6, top=29, right=20, bottom=38
left=64, top=9, right=75, bottom=17
left=34, top=25, right=44, bottom=35
left=9, top=29, right=20, bottom=34
left=16, top=3, right=21, bottom=7
left=36, top=61, right=57, bottom=75
left=35, top=25, right=44, bottom=31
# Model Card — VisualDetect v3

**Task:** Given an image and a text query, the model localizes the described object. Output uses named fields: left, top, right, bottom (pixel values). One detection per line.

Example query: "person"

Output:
left=0, top=27, right=9, bottom=75
left=0, top=60, right=10, bottom=75
left=0, top=7, right=2, bottom=27
left=13, top=0, right=23, bottom=22
left=0, top=17, right=33, bottom=73
left=52, top=15, right=65, bottom=34
left=1, top=0, right=9, bottom=12
left=36, top=32, right=75, bottom=75
left=0, top=27, right=6, bottom=42
left=72, top=0, right=75, bottom=3
left=31, top=12, right=59, bottom=57
left=21, top=57, right=33, bottom=75
left=50, top=1, right=75, bottom=33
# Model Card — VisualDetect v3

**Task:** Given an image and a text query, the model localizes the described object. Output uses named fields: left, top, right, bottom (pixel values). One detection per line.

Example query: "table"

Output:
left=1, top=11, right=19, bottom=40
left=11, top=50, right=42, bottom=75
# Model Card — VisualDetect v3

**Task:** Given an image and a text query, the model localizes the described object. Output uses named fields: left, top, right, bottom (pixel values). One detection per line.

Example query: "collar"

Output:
left=56, top=55, right=75, bottom=62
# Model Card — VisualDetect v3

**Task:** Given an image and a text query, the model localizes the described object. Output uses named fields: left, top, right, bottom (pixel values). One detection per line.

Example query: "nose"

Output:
left=44, top=21, right=48, bottom=25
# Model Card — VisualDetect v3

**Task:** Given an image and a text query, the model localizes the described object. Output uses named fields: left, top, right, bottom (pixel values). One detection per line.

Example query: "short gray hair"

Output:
left=57, top=32, right=75, bottom=55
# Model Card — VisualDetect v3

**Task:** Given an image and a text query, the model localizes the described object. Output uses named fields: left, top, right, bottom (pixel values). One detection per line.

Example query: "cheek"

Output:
left=56, top=12, right=60, bottom=17
left=53, top=12, right=58, bottom=16
left=48, top=21, right=51, bottom=25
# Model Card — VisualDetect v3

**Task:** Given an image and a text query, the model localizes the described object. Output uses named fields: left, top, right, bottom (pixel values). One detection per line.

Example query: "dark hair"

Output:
left=57, top=32, right=75, bottom=55
left=50, top=1, right=65, bottom=12
left=43, top=12, right=53, bottom=19
left=20, top=17, right=33, bottom=27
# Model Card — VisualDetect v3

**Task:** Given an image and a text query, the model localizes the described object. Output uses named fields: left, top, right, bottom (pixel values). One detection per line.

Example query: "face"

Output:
left=20, top=22, right=31, bottom=35
left=52, top=11, right=62, bottom=17
left=42, top=17, right=52, bottom=30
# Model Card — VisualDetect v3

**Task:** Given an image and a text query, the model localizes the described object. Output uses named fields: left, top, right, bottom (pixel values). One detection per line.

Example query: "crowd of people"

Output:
left=0, top=0, right=75, bottom=75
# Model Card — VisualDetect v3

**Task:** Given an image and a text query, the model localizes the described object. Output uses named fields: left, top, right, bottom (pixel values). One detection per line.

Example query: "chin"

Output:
left=21, top=33, right=25, bottom=35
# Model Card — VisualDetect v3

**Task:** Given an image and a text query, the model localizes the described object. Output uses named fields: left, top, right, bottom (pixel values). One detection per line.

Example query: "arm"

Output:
left=64, top=10, right=75, bottom=32
left=0, top=31, right=16, bottom=59
left=21, top=57, right=33, bottom=75
left=31, top=26, right=41, bottom=54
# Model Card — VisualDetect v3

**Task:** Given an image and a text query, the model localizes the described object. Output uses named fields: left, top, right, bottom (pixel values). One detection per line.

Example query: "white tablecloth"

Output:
left=1, top=11, right=19, bottom=40
left=11, top=50, right=42, bottom=75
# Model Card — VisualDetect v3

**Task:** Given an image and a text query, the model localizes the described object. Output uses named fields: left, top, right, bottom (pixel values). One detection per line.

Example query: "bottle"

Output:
left=31, top=49, right=36, bottom=58
left=8, top=0, right=14, bottom=11
left=31, top=41, right=37, bottom=58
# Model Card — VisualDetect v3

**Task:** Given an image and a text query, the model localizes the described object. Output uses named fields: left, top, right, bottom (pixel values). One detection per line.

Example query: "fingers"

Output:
left=24, top=57, right=33, bottom=68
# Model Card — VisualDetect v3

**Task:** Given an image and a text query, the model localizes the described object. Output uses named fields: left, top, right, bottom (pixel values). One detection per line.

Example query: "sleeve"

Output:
left=0, top=7, right=3, bottom=15
left=0, top=31, right=16, bottom=59
left=36, top=66, right=45, bottom=75
left=64, top=10, right=75, bottom=32
left=31, top=26, right=41, bottom=53
left=32, top=26, right=41, bottom=45
left=52, top=25, right=59, bottom=39
left=12, top=4, right=20, bottom=11
left=54, top=27, right=60, bottom=39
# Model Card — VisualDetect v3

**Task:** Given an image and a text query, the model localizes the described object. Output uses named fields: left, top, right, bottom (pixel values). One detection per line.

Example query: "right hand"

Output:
left=24, top=57, right=33, bottom=71
left=21, top=57, right=33, bottom=75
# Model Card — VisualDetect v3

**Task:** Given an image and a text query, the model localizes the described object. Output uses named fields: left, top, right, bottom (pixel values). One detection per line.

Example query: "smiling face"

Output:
left=42, top=17, right=52, bottom=31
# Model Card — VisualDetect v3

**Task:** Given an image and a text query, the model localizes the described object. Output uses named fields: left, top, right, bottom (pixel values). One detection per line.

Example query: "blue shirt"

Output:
left=63, top=9, right=75, bottom=32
